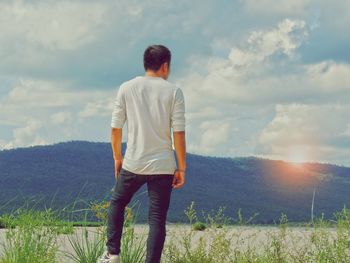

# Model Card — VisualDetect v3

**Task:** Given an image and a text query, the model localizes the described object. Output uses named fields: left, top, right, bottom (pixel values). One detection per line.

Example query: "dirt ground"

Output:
left=0, top=224, right=337, bottom=262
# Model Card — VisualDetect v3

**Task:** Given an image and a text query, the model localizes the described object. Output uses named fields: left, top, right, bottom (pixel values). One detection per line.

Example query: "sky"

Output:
left=0, top=0, right=350, bottom=166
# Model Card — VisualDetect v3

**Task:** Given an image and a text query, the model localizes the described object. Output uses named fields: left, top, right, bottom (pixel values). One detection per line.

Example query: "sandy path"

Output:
left=0, top=224, right=338, bottom=262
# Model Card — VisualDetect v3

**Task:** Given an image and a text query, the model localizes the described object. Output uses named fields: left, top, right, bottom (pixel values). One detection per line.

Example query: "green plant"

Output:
left=3, top=198, right=350, bottom=262
left=235, top=207, right=259, bottom=225
left=53, top=220, right=74, bottom=234
left=119, top=201, right=147, bottom=263
left=64, top=199, right=113, bottom=263
left=0, top=217, right=5, bottom=229
left=184, top=200, right=197, bottom=225
left=203, top=206, right=232, bottom=229
left=332, top=206, right=350, bottom=262
left=65, top=225, right=106, bottom=263
left=0, top=208, right=63, bottom=263
left=164, top=201, right=233, bottom=263
left=193, top=221, right=207, bottom=231
left=63, top=198, right=147, bottom=263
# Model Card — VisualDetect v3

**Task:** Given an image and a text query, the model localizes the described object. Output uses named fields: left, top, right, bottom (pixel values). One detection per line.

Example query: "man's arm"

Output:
left=171, top=87, right=186, bottom=188
left=111, top=128, right=123, bottom=177
left=173, top=131, right=186, bottom=171
left=172, top=130, right=186, bottom=189
left=110, top=84, right=126, bottom=177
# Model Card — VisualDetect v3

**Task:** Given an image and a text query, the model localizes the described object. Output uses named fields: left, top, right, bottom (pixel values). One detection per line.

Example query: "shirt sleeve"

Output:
left=171, top=88, right=186, bottom=132
left=111, top=85, right=126, bottom=128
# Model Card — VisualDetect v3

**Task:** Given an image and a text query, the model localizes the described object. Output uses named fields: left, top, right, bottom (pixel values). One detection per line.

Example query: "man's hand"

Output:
left=172, top=170, right=185, bottom=189
left=114, top=158, right=123, bottom=179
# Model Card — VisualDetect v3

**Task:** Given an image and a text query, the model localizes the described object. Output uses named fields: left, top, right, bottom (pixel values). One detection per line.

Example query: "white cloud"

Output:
left=49, top=111, right=76, bottom=138
left=232, top=19, right=306, bottom=67
left=306, top=61, right=350, bottom=93
left=50, top=111, right=73, bottom=125
left=188, top=120, right=232, bottom=155
left=78, top=98, right=114, bottom=118
left=257, top=103, right=350, bottom=164
left=0, top=1, right=349, bottom=167
left=240, top=0, right=314, bottom=15
left=187, top=106, right=222, bottom=120
left=0, top=78, right=114, bottom=120
left=3, top=118, right=47, bottom=149
left=0, top=77, right=117, bottom=149
left=6, top=78, right=72, bottom=108
left=342, top=124, right=350, bottom=137
left=177, top=19, right=310, bottom=107
left=0, top=0, right=106, bottom=51
left=179, top=18, right=350, bottom=107
left=177, top=18, right=350, bottom=165
left=0, top=139, right=8, bottom=149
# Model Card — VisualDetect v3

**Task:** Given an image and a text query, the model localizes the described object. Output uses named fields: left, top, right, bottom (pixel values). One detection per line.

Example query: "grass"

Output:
left=0, top=195, right=349, bottom=262
left=64, top=198, right=147, bottom=263
left=118, top=201, right=147, bottom=263
left=163, top=204, right=350, bottom=263
left=0, top=208, right=62, bottom=263
left=64, top=226, right=106, bottom=263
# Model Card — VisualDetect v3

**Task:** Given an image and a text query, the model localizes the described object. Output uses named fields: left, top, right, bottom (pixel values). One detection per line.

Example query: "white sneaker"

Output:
left=97, top=250, right=121, bottom=263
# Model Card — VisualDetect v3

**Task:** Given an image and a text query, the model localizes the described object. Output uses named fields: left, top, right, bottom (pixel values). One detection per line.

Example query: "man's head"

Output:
left=143, top=45, right=171, bottom=80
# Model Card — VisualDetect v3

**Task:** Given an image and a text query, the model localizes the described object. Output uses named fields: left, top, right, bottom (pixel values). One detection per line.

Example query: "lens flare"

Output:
left=286, top=145, right=308, bottom=164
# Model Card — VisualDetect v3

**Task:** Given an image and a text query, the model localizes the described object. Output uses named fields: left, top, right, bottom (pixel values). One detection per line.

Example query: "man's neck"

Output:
left=145, top=71, right=165, bottom=79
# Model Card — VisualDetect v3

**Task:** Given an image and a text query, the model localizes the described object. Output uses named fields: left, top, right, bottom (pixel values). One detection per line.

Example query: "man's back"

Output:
left=111, top=75, right=185, bottom=174
left=104, top=44, right=186, bottom=263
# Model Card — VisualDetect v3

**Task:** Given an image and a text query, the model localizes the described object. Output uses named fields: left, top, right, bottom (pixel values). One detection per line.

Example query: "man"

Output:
left=98, top=44, right=186, bottom=263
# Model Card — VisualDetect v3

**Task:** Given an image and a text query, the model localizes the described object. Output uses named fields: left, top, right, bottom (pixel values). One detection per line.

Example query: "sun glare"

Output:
left=286, top=146, right=308, bottom=164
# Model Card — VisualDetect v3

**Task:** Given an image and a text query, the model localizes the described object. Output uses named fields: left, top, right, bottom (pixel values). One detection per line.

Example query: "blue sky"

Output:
left=0, top=0, right=350, bottom=166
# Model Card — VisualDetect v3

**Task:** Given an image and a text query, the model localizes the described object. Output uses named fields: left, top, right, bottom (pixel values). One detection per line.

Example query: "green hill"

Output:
left=0, top=140, right=349, bottom=224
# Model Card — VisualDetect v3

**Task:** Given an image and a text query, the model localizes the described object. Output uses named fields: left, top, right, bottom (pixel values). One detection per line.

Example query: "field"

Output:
left=0, top=200, right=349, bottom=262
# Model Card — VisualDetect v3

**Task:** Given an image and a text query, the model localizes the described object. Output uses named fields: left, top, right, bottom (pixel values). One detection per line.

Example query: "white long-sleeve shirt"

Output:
left=111, top=75, right=185, bottom=174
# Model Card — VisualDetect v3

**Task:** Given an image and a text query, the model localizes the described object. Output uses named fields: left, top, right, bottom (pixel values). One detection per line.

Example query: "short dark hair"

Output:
left=143, top=45, right=171, bottom=71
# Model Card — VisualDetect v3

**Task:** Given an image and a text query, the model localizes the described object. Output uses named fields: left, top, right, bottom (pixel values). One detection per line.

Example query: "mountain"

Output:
left=0, top=140, right=349, bottom=224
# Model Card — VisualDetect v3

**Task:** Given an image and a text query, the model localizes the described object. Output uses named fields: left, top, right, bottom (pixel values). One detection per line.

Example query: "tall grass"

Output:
left=0, top=193, right=349, bottom=262
left=64, top=226, right=106, bottom=263
left=62, top=198, right=109, bottom=263
left=164, top=201, right=238, bottom=263
left=64, top=199, right=147, bottom=263
left=118, top=201, right=147, bottom=263
left=163, top=204, right=350, bottom=263
left=0, top=207, right=65, bottom=263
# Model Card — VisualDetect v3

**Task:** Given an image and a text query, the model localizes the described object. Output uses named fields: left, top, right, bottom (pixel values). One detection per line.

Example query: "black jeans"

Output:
left=106, top=167, right=174, bottom=263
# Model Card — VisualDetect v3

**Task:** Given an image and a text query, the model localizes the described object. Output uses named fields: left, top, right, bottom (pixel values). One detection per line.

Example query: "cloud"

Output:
left=240, top=0, right=314, bottom=15
left=257, top=103, right=350, bottom=164
left=49, top=111, right=76, bottom=137
left=1, top=1, right=350, bottom=166
left=0, top=0, right=223, bottom=87
left=177, top=19, right=310, bottom=108
left=230, top=19, right=308, bottom=64
left=78, top=98, right=114, bottom=118
left=306, top=61, right=350, bottom=94
left=0, top=0, right=106, bottom=51
left=177, top=18, right=350, bottom=165
left=188, top=120, right=232, bottom=155
left=5, top=78, right=73, bottom=108
left=0, top=1, right=111, bottom=88
left=176, top=17, right=310, bottom=133
left=0, top=77, right=117, bottom=148
left=50, top=111, right=73, bottom=125
left=3, top=118, right=47, bottom=149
